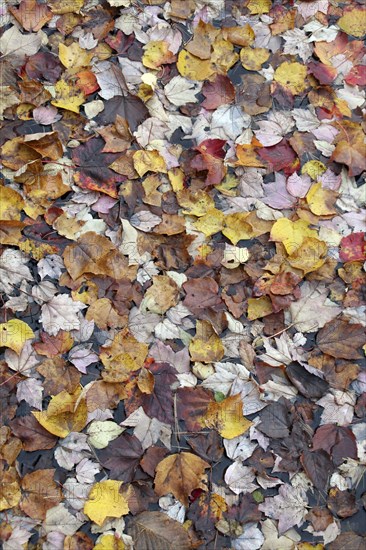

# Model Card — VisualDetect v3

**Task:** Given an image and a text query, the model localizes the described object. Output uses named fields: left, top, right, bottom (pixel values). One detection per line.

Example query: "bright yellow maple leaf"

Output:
left=59, top=42, right=92, bottom=70
left=193, top=208, right=225, bottom=237
left=247, top=296, right=273, bottom=320
left=274, top=61, right=307, bottom=94
left=84, top=480, right=129, bottom=526
left=270, top=218, right=318, bottom=254
left=306, top=183, right=338, bottom=216
left=247, top=0, right=272, bottom=14
left=301, top=160, right=326, bottom=180
left=133, top=150, right=167, bottom=177
left=223, top=212, right=253, bottom=245
left=0, top=319, right=34, bottom=354
left=337, top=7, right=366, bottom=38
left=51, top=80, right=85, bottom=113
left=142, top=40, right=175, bottom=69
left=240, top=47, right=270, bottom=71
left=94, top=535, right=125, bottom=550
left=0, top=186, right=24, bottom=220
left=33, top=386, right=88, bottom=438
left=189, top=320, right=224, bottom=363
left=177, top=50, right=214, bottom=81
left=287, top=237, right=327, bottom=275
left=176, top=189, right=215, bottom=217
left=206, top=394, right=252, bottom=439
left=211, top=39, right=239, bottom=73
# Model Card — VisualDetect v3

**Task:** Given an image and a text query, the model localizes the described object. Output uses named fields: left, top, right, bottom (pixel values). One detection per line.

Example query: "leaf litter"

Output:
left=0, top=0, right=365, bottom=548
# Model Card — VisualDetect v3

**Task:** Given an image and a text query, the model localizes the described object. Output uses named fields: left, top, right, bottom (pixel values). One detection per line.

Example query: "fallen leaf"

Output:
left=154, top=452, right=209, bottom=506
left=83, top=480, right=129, bottom=526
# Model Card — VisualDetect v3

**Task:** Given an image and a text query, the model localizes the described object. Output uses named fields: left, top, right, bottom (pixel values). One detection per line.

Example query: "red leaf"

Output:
left=339, top=232, right=366, bottom=262
left=258, top=139, right=300, bottom=176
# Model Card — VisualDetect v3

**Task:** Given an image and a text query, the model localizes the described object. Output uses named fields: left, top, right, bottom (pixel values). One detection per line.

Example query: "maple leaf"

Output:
left=128, top=511, right=192, bottom=550
left=40, top=294, right=85, bottom=336
left=331, top=121, right=366, bottom=177
left=154, top=452, right=210, bottom=506
left=259, top=485, right=308, bottom=535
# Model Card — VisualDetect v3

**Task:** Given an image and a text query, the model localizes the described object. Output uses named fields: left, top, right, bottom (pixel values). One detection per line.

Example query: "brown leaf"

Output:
left=154, top=452, right=210, bottom=506
left=127, top=511, right=192, bottom=550
left=20, top=469, right=62, bottom=519
left=10, top=415, right=58, bottom=452
left=316, top=318, right=365, bottom=359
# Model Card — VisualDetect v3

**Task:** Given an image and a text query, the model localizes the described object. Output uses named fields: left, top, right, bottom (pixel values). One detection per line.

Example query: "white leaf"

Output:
left=17, top=378, right=43, bottom=410
left=43, top=503, right=83, bottom=536
left=211, top=105, right=251, bottom=141
left=296, top=0, right=329, bottom=19
left=63, top=477, right=91, bottom=511
left=87, top=420, right=123, bottom=449
left=224, top=463, right=257, bottom=495
left=259, top=485, right=308, bottom=535
left=286, top=172, right=312, bottom=198
left=289, top=282, right=341, bottom=332
left=76, top=458, right=101, bottom=484
left=164, top=76, right=201, bottom=106
left=3, top=527, right=32, bottom=550
left=283, top=28, right=313, bottom=62
left=32, top=281, right=57, bottom=304
left=68, top=343, right=98, bottom=373
left=5, top=340, right=39, bottom=377
left=121, top=407, right=171, bottom=450
left=232, top=523, right=264, bottom=550
left=202, top=362, right=251, bottom=395
left=337, top=84, right=366, bottom=110
left=0, top=27, right=42, bottom=62
left=130, top=210, right=161, bottom=232
left=37, top=254, right=64, bottom=280
left=0, top=249, right=32, bottom=294
left=261, top=519, right=301, bottom=550
left=292, top=108, right=320, bottom=132
left=94, top=61, right=127, bottom=99
left=40, top=294, right=85, bottom=335
left=224, top=435, right=257, bottom=461
left=54, top=433, right=90, bottom=470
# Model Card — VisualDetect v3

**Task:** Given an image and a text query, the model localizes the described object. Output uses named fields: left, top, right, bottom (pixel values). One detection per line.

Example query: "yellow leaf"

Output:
left=223, top=212, right=253, bottom=245
left=33, top=387, right=88, bottom=438
left=100, top=330, right=148, bottom=382
left=84, top=480, right=129, bottom=526
left=206, top=394, right=252, bottom=439
left=176, top=189, right=215, bottom=217
left=193, top=208, right=225, bottom=237
left=274, top=61, right=307, bottom=94
left=0, top=468, right=21, bottom=511
left=0, top=319, right=34, bottom=354
left=247, top=296, right=273, bottom=320
left=270, top=218, right=318, bottom=254
left=189, top=320, right=224, bottom=363
left=211, top=39, right=239, bottom=73
left=142, top=40, right=175, bottom=69
left=133, top=150, right=167, bottom=177
left=58, top=42, right=92, bottom=70
left=337, top=7, right=366, bottom=38
left=168, top=167, right=184, bottom=191
left=222, top=25, right=255, bottom=47
left=177, top=50, right=214, bottom=81
left=0, top=186, right=24, bottom=220
left=306, top=182, right=337, bottom=216
left=240, top=47, right=270, bottom=71
left=51, top=80, right=85, bottom=113
left=94, top=534, right=125, bottom=550
left=141, top=275, right=179, bottom=314
left=247, top=0, right=272, bottom=14
left=301, top=160, right=326, bottom=180
left=287, top=237, right=327, bottom=275
left=235, top=142, right=265, bottom=168
left=49, top=0, right=84, bottom=14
